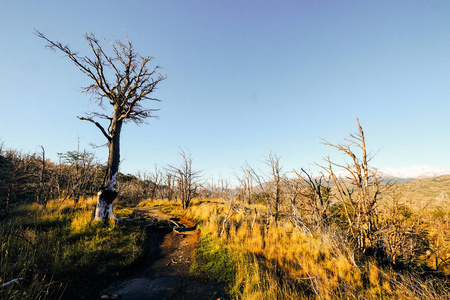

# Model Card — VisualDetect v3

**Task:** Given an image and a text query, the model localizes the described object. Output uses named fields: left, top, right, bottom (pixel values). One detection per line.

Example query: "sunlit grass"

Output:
left=137, top=197, right=450, bottom=299
left=0, top=197, right=146, bottom=299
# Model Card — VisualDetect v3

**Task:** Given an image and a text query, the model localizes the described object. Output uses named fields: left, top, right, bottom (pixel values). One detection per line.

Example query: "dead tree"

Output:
left=218, top=177, right=233, bottom=201
left=321, top=118, right=389, bottom=253
left=293, top=169, right=331, bottom=227
left=2, top=150, right=40, bottom=214
left=149, top=164, right=162, bottom=200
left=163, top=171, right=175, bottom=201
left=236, top=164, right=254, bottom=204
left=168, top=148, right=201, bottom=209
left=266, top=151, right=284, bottom=223
left=36, top=30, right=166, bottom=222
left=61, top=147, right=99, bottom=204
left=219, top=178, right=236, bottom=236
left=37, top=146, right=47, bottom=206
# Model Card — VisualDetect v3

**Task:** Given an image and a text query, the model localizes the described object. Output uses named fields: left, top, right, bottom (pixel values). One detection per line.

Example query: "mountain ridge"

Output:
left=376, top=165, right=450, bottom=180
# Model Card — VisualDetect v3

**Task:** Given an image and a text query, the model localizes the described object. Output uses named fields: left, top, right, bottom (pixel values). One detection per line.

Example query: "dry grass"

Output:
left=148, top=197, right=450, bottom=299
left=399, top=175, right=450, bottom=207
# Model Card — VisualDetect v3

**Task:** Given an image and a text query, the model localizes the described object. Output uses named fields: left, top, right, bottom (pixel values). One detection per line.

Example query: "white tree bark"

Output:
left=94, top=173, right=118, bottom=222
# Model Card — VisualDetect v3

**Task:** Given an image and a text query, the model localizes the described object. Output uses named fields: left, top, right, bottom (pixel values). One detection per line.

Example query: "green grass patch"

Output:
left=190, top=235, right=237, bottom=285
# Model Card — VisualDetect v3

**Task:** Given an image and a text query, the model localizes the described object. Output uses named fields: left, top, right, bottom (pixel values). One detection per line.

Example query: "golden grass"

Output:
left=137, top=196, right=450, bottom=299
left=400, top=175, right=450, bottom=207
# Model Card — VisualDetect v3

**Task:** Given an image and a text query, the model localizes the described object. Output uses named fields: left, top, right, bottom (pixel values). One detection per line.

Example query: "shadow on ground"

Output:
left=100, top=208, right=226, bottom=300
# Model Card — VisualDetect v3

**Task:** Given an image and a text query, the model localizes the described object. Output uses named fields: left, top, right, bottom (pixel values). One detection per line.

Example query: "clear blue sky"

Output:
left=1, top=1, right=450, bottom=183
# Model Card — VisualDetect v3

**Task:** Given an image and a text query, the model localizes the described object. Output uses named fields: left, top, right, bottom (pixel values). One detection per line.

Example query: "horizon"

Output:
left=1, top=1, right=450, bottom=181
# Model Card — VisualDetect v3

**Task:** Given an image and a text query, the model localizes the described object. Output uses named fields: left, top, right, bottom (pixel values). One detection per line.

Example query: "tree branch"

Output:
left=78, top=116, right=111, bottom=142
left=36, top=29, right=166, bottom=129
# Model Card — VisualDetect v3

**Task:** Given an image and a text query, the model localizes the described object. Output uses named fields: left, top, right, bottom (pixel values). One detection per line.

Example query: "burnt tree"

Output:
left=36, top=30, right=166, bottom=222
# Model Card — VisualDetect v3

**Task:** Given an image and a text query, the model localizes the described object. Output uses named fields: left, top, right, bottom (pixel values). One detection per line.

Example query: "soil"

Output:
left=100, top=207, right=226, bottom=300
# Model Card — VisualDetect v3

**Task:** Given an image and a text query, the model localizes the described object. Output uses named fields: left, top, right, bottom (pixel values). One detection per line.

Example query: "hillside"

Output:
left=396, top=174, right=450, bottom=207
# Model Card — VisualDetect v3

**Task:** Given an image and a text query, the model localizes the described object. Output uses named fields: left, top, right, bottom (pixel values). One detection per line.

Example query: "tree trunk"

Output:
left=94, top=173, right=118, bottom=222
left=104, top=120, right=122, bottom=186
left=95, top=118, right=122, bottom=223
left=38, top=146, right=46, bottom=206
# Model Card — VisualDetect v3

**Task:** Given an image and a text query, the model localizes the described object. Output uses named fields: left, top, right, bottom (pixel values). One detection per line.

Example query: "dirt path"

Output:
left=100, top=207, right=226, bottom=300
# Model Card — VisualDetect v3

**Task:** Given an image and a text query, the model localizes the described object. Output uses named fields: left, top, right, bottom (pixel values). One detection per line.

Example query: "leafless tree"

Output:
left=36, top=30, right=166, bottom=222
left=235, top=164, right=254, bottom=204
left=1, top=150, right=40, bottom=215
left=244, top=152, right=286, bottom=223
left=217, top=176, right=233, bottom=201
left=283, top=174, right=304, bottom=225
left=117, top=172, right=147, bottom=204
left=37, top=146, right=47, bottom=206
left=149, top=165, right=162, bottom=200
left=292, top=169, right=332, bottom=228
left=61, top=147, right=99, bottom=204
left=207, top=178, right=218, bottom=199
left=0, top=148, right=9, bottom=218
left=219, top=178, right=238, bottom=237
left=163, top=171, right=175, bottom=201
left=320, top=118, right=390, bottom=253
left=266, top=151, right=285, bottom=223
left=168, top=148, right=202, bottom=209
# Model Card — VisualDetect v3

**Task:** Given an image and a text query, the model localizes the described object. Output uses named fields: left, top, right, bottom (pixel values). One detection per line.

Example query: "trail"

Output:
left=100, top=207, right=225, bottom=300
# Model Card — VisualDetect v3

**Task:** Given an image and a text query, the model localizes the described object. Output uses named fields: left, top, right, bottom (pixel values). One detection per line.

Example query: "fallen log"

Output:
left=0, top=278, right=23, bottom=289
left=173, top=226, right=196, bottom=235
left=167, top=219, right=181, bottom=228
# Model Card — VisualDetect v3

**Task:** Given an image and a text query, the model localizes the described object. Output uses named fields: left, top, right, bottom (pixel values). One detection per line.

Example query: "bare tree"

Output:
left=217, top=176, right=233, bottom=201
left=36, top=30, right=166, bottom=222
left=207, top=178, right=218, bottom=199
left=235, top=164, right=254, bottom=204
left=245, top=152, right=286, bottom=224
left=61, top=147, right=99, bottom=204
left=287, top=169, right=332, bottom=229
left=0, top=148, right=10, bottom=218
left=219, top=178, right=238, bottom=237
left=37, top=146, right=47, bottom=206
left=149, top=164, right=162, bottom=200
left=283, top=173, right=304, bottom=225
left=168, top=148, right=202, bottom=209
left=163, top=171, right=175, bottom=201
left=321, top=118, right=389, bottom=253
left=266, top=151, right=285, bottom=223
left=2, top=150, right=40, bottom=214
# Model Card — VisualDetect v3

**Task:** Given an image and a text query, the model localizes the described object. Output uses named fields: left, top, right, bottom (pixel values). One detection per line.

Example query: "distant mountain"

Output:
left=376, top=165, right=450, bottom=181
left=397, top=174, right=450, bottom=205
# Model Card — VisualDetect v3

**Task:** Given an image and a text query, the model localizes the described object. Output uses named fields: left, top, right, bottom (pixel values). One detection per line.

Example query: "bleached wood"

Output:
left=0, top=278, right=23, bottom=289
left=94, top=173, right=118, bottom=222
